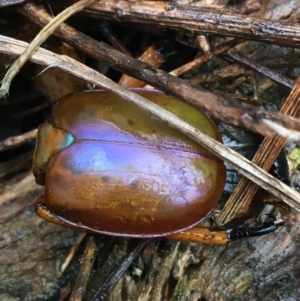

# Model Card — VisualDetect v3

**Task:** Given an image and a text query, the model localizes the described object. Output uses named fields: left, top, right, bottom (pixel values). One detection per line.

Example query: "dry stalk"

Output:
left=0, top=0, right=96, bottom=98
left=59, top=0, right=300, bottom=48
left=59, top=233, right=87, bottom=277
left=0, top=129, right=37, bottom=152
left=69, top=235, right=98, bottom=301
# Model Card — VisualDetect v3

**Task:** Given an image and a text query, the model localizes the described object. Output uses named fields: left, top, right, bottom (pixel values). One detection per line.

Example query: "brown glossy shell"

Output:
left=33, top=91, right=226, bottom=237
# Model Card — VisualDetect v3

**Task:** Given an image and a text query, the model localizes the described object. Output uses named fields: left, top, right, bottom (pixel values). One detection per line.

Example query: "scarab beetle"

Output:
left=33, top=90, right=284, bottom=243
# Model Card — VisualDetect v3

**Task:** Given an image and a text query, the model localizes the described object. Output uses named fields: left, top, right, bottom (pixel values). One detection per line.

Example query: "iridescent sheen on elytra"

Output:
left=33, top=91, right=226, bottom=237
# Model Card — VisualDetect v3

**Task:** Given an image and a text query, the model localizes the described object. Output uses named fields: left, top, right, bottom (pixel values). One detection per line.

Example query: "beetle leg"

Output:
left=166, top=218, right=281, bottom=244
left=166, top=227, right=229, bottom=245
left=35, top=195, right=80, bottom=229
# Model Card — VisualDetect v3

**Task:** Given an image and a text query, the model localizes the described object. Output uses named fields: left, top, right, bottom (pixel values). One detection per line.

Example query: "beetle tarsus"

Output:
left=227, top=221, right=277, bottom=241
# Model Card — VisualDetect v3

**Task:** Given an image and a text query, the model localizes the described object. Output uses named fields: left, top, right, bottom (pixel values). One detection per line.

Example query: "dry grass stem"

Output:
left=59, top=233, right=87, bottom=277
left=0, top=0, right=95, bottom=98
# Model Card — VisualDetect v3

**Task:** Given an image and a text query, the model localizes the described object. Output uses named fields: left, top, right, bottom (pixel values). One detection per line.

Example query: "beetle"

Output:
left=32, top=90, right=285, bottom=244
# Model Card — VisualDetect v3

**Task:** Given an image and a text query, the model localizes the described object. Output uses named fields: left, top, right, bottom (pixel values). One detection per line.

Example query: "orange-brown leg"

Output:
left=166, top=226, right=229, bottom=245
left=35, top=195, right=80, bottom=230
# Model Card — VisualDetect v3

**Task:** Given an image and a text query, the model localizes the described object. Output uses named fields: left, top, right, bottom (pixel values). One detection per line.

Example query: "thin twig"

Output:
left=0, top=0, right=96, bottom=98
left=53, top=0, right=300, bottom=48
left=91, top=239, right=150, bottom=301
left=225, top=51, right=295, bottom=89
left=196, top=35, right=211, bottom=54
left=0, top=129, right=37, bottom=152
left=171, top=38, right=295, bottom=89
left=59, top=233, right=87, bottom=278
left=99, top=21, right=131, bottom=55
left=69, top=235, right=98, bottom=301
left=170, top=39, right=244, bottom=77
left=190, top=64, right=247, bottom=86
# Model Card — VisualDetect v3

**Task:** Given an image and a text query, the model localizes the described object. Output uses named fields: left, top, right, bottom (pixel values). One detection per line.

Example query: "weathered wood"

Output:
left=0, top=172, right=79, bottom=300
left=53, top=0, right=300, bottom=48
